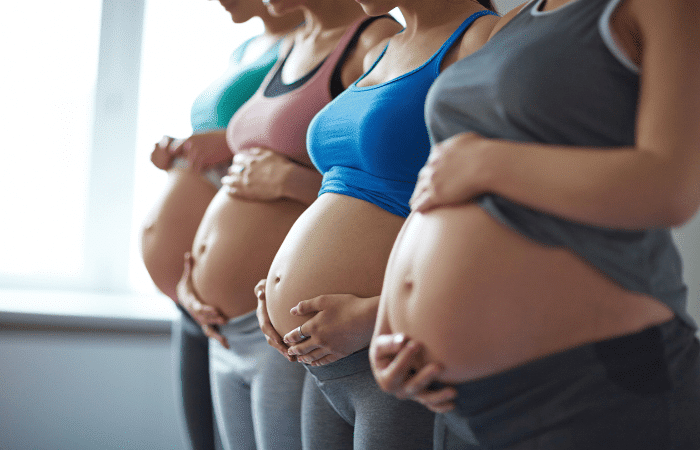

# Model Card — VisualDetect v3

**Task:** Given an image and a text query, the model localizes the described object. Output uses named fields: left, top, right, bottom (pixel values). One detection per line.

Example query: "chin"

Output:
left=264, top=0, right=305, bottom=17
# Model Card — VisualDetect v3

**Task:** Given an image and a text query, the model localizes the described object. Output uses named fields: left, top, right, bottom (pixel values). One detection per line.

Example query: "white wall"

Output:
left=0, top=323, right=183, bottom=450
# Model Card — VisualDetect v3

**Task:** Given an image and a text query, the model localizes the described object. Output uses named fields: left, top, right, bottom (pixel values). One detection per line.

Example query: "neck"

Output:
left=398, top=0, right=484, bottom=38
left=260, top=10, right=305, bottom=37
left=299, top=0, right=367, bottom=35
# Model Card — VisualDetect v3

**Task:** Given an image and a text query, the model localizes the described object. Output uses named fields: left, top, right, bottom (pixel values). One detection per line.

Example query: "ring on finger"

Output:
left=297, top=325, right=309, bottom=340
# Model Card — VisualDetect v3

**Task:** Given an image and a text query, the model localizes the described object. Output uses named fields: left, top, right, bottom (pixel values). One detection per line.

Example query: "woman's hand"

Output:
left=222, top=148, right=295, bottom=201
left=410, top=132, right=491, bottom=213
left=176, top=252, right=229, bottom=348
left=174, top=129, right=232, bottom=173
left=282, top=294, right=379, bottom=367
left=369, top=333, right=457, bottom=413
left=254, top=280, right=295, bottom=362
left=150, top=136, right=185, bottom=170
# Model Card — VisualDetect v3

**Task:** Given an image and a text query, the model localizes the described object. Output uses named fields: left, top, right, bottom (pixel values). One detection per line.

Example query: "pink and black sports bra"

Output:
left=226, top=16, right=387, bottom=168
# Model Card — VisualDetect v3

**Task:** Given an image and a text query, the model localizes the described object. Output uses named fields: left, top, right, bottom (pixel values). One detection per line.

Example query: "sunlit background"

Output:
left=0, top=1, right=698, bottom=448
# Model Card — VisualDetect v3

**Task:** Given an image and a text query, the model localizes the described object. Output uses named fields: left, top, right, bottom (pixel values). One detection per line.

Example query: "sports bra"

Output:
left=425, top=0, right=694, bottom=328
left=190, top=36, right=282, bottom=133
left=306, top=11, right=496, bottom=217
left=226, top=17, right=382, bottom=168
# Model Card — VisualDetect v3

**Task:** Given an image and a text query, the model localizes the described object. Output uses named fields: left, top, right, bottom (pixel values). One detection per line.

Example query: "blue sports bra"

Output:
left=307, top=11, right=497, bottom=218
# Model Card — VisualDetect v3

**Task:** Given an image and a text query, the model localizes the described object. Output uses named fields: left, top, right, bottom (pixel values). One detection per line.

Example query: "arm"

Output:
left=282, top=294, right=379, bottom=366
left=173, top=129, right=232, bottom=173
left=222, top=148, right=322, bottom=206
left=412, top=0, right=700, bottom=229
left=150, top=136, right=185, bottom=171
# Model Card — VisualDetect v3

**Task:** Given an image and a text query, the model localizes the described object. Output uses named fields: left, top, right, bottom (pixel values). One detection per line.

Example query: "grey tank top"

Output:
left=425, top=0, right=695, bottom=328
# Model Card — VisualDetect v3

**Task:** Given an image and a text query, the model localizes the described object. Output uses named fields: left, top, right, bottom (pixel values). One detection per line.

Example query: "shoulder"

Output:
left=341, top=16, right=403, bottom=82
left=355, top=16, right=404, bottom=58
left=625, top=0, right=699, bottom=34
left=487, top=1, right=530, bottom=40
left=457, top=13, right=501, bottom=60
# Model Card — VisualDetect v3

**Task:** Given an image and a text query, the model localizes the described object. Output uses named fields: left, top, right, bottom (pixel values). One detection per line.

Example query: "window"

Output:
left=0, top=0, right=259, bottom=297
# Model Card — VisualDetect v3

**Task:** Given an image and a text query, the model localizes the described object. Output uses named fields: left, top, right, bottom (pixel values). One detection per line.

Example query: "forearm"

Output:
left=282, top=162, right=323, bottom=206
left=196, top=129, right=232, bottom=166
left=482, top=139, right=700, bottom=229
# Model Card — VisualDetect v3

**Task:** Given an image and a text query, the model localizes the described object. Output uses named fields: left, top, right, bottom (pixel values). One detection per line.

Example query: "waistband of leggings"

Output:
left=305, top=348, right=371, bottom=381
left=450, top=316, right=691, bottom=414
left=218, top=310, right=260, bottom=337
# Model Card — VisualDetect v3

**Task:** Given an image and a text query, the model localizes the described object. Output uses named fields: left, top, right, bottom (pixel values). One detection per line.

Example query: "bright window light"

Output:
left=0, top=1, right=101, bottom=281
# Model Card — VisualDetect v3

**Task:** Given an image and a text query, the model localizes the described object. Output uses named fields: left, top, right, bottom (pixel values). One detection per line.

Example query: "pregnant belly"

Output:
left=190, top=189, right=306, bottom=319
left=383, top=203, right=673, bottom=383
left=265, top=193, right=405, bottom=336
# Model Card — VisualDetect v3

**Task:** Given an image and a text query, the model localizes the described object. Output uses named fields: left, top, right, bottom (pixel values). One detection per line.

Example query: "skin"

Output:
left=140, top=0, right=304, bottom=308
left=370, top=0, right=700, bottom=411
left=255, top=0, right=499, bottom=366
left=177, top=0, right=402, bottom=348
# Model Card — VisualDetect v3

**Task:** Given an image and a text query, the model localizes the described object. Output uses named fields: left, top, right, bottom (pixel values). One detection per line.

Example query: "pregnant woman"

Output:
left=139, top=1, right=301, bottom=448
left=370, top=0, right=700, bottom=448
left=174, top=0, right=401, bottom=448
left=255, top=0, right=498, bottom=448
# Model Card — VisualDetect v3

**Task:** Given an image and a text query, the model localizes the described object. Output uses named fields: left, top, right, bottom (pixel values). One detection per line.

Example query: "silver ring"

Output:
left=297, top=325, right=308, bottom=340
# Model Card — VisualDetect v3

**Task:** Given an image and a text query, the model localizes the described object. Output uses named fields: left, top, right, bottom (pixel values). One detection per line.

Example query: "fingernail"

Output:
left=289, top=307, right=298, bottom=315
left=393, top=334, right=406, bottom=344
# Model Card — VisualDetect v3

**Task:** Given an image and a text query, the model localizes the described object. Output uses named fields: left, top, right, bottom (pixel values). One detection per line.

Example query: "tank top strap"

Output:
left=315, top=16, right=372, bottom=78
left=433, top=10, right=500, bottom=69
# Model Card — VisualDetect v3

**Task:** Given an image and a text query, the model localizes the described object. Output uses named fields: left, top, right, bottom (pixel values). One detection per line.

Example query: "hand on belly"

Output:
left=271, top=293, right=380, bottom=366
left=369, top=333, right=457, bottom=413
left=176, top=252, right=229, bottom=348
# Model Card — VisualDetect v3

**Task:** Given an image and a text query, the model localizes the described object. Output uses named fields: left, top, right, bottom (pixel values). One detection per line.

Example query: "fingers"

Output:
left=255, top=287, right=294, bottom=361
left=197, top=304, right=227, bottom=326
left=177, top=253, right=226, bottom=326
left=397, top=362, right=444, bottom=399
left=283, top=324, right=312, bottom=345
left=290, top=297, right=322, bottom=316
left=291, top=345, right=327, bottom=363
left=310, top=353, right=342, bottom=367
left=371, top=333, right=408, bottom=360
left=413, top=386, right=457, bottom=414
left=254, top=279, right=267, bottom=301
left=375, top=340, right=423, bottom=394
left=202, top=325, right=230, bottom=350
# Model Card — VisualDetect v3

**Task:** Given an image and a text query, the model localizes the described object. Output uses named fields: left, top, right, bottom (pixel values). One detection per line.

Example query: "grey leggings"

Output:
left=304, top=349, right=435, bottom=450
left=435, top=317, right=700, bottom=450
left=209, top=311, right=306, bottom=450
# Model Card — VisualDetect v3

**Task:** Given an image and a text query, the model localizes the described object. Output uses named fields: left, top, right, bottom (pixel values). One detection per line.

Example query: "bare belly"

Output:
left=191, top=189, right=306, bottom=319
left=140, top=169, right=217, bottom=301
left=383, top=203, right=673, bottom=383
left=265, top=194, right=405, bottom=336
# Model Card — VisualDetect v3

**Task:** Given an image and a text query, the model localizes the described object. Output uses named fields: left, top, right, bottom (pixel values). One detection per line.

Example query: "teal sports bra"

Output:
left=190, top=36, right=282, bottom=133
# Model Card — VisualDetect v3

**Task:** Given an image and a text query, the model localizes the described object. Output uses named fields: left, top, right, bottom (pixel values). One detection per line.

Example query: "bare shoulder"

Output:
left=342, top=16, right=403, bottom=85
left=488, top=2, right=530, bottom=40
left=278, top=34, right=296, bottom=57
left=362, top=36, right=392, bottom=72
left=626, top=0, right=699, bottom=37
left=457, top=13, right=500, bottom=60
left=355, top=16, right=404, bottom=59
